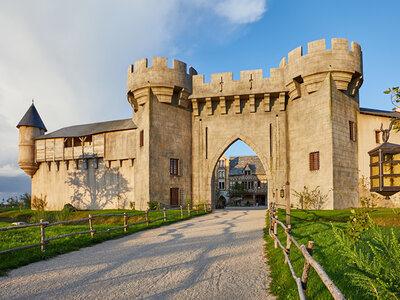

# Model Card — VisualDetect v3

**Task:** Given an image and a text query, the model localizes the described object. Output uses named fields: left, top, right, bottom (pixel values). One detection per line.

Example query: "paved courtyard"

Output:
left=0, top=209, right=274, bottom=299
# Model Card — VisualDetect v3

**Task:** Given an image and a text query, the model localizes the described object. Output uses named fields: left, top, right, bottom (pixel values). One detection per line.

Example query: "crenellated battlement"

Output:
left=191, top=38, right=363, bottom=101
left=127, top=57, right=197, bottom=111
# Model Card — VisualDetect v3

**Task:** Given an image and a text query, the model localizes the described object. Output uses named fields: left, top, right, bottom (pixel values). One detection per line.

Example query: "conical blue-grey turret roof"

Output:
left=17, top=103, right=47, bottom=131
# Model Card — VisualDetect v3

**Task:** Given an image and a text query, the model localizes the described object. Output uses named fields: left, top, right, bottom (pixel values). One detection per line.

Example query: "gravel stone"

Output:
left=0, top=208, right=275, bottom=300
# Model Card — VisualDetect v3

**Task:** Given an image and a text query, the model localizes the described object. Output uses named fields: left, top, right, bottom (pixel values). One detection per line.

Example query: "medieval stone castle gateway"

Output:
left=17, top=38, right=400, bottom=210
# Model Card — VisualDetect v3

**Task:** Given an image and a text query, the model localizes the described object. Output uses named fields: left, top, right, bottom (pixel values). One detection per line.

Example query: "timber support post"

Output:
left=301, top=241, right=315, bottom=293
left=89, top=214, right=94, bottom=238
left=285, top=224, right=292, bottom=264
left=145, top=210, right=149, bottom=226
left=273, top=219, right=278, bottom=249
left=180, top=205, right=183, bottom=218
left=123, top=213, right=127, bottom=232
left=163, top=207, right=166, bottom=222
left=40, top=219, right=45, bottom=253
left=286, top=181, right=290, bottom=226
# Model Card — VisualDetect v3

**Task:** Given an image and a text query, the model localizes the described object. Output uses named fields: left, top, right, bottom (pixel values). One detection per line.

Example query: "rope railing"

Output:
left=0, top=204, right=211, bottom=255
left=268, top=204, right=345, bottom=300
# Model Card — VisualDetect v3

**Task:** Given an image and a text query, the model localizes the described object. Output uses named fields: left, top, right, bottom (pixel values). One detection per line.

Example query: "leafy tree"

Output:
left=229, top=182, right=246, bottom=205
left=384, top=86, right=400, bottom=131
left=19, top=192, right=31, bottom=208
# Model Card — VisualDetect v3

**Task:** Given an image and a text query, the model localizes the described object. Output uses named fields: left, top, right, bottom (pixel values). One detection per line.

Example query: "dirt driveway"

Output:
left=0, top=208, right=274, bottom=299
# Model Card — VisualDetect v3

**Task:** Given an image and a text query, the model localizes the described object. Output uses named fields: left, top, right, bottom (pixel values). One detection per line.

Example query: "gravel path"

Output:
left=0, top=209, right=274, bottom=300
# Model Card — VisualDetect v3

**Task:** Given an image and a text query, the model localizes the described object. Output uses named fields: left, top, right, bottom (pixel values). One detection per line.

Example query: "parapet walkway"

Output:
left=0, top=209, right=274, bottom=299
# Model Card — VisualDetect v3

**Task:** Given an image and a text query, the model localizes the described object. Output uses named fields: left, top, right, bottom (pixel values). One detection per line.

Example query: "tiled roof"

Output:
left=36, top=118, right=137, bottom=140
left=17, top=104, right=47, bottom=131
left=360, top=107, right=400, bottom=118
left=229, top=155, right=265, bottom=176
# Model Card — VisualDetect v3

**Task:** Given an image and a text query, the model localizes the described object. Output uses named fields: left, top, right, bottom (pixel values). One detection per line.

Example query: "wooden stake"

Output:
left=40, top=219, right=45, bottom=253
left=196, top=204, right=199, bottom=214
left=301, top=241, right=314, bottom=293
left=188, top=205, right=190, bottom=217
left=204, top=204, right=206, bottom=213
left=273, top=221, right=278, bottom=249
left=285, top=225, right=292, bottom=264
left=123, top=213, right=127, bottom=232
left=286, top=182, right=290, bottom=226
left=145, top=210, right=149, bottom=226
left=180, top=205, right=183, bottom=218
left=89, top=214, right=94, bottom=238
left=163, top=207, right=166, bottom=222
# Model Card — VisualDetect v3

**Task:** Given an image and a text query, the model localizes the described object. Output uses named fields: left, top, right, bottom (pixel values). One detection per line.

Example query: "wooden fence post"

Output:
left=285, top=225, right=292, bottom=264
left=40, top=219, right=45, bottom=253
left=180, top=205, right=183, bottom=218
left=273, top=220, right=278, bottom=249
left=301, top=241, right=315, bottom=293
left=275, top=188, right=279, bottom=208
left=124, top=213, right=127, bottom=232
left=204, top=204, right=207, bottom=213
left=188, top=204, right=191, bottom=216
left=196, top=204, right=199, bottom=214
left=145, top=210, right=149, bottom=226
left=163, top=207, right=166, bottom=222
left=89, top=214, right=94, bottom=238
left=286, top=181, right=290, bottom=226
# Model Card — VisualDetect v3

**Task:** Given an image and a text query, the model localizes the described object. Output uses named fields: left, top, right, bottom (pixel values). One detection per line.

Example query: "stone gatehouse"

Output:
left=17, top=38, right=400, bottom=210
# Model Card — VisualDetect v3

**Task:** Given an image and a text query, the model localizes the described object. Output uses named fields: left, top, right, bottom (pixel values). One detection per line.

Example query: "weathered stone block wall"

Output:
left=149, top=93, right=192, bottom=205
left=331, top=82, right=359, bottom=208
left=32, top=158, right=135, bottom=210
left=287, top=75, right=334, bottom=209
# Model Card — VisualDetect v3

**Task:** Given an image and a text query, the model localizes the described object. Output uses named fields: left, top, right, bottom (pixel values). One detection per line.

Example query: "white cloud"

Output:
left=214, top=0, right=267, bottom=24
left=0, top=0, right=268, bottom=188
left=0, top=164, right=24, bottom=177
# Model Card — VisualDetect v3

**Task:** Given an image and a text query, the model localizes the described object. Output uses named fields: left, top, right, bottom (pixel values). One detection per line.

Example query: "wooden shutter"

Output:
left=309, top=152, right=320, bottom=171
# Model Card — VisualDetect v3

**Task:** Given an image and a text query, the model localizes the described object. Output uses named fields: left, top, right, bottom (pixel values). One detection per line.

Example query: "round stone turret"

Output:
left=16, top=103, right=46, bottom=177
left=127, top=57, right=197, bottom=111
left=281, top=38, right=363, bottom=100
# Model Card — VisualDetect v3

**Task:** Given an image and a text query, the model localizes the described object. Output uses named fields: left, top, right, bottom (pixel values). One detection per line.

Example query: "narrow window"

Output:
left=269, top=123, right=272, bottom=157
left=309, top=151, right=320, bottom=171
left=140, top=130, right=144, bottom=147
left=375, top=130, right=381, bottom=144
left=64, top=137, right=73, bottom=148
left=349, top=121, right=356, bottom=142
left=170, top=158, right=179, bottom=175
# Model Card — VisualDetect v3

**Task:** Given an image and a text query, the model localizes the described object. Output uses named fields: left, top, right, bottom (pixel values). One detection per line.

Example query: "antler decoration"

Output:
left=380, top=118, right=400, bottom=143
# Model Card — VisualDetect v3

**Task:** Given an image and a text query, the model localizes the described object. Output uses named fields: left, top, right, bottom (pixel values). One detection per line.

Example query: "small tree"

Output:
left=293, top=186, right=328, bottom=209
left=31, top=194, right=48, bottom=210
left=229, top=182, right=246, bottom=206
left=20, top=192, right=31, bottom=208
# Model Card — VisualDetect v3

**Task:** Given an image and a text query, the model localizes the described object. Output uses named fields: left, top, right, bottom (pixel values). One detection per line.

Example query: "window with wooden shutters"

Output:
left=140, top=130, right=144, bottom=147
left=170, top=158, right=179, bottom=175
left=375, top=130, right=381, bottom=144
left=349, top=121, right=356, bottom=142
left=309, top=152, right=320, bottom=171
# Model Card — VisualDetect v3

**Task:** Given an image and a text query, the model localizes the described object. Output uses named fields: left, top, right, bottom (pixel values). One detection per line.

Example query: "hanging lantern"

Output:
left=280, top=188, right=285, bottom=198
left=369, top=118, right=400, bottom=199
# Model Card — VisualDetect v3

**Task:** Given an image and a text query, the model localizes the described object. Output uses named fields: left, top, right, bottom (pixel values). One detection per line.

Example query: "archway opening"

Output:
left=211, top=139, right=269, bottom=209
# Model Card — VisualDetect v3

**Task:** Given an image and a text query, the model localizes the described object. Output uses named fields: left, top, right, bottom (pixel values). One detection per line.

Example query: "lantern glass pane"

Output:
left=384, top=154, right=393, bottom=161
left=383, top=163, right=392, bottom=175
left=371, top=178, right=380, bottom=187
left=394, top=153, right=400, bottom=161
left=370, top=156, right=379, bottom=163
left=383, top=163, right=400, bottom=175
left=383, top=176, right=400, bottom=187
left=371, top=165, right=379, bottom=176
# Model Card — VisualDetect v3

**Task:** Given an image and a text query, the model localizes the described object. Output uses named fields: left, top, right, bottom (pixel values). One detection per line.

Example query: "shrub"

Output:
left=147, top=200, right=159, bottom=210
left=346, top=208, right=370, bottom=242
left=333, top=218, right=400, bottom=299
left=31, top=194, right=48, bottom=210
left=62, top=203, right=76, bottom=212
left=129, top=201, right=135, bottom=210
left=293, top=186, right=328, bottom=209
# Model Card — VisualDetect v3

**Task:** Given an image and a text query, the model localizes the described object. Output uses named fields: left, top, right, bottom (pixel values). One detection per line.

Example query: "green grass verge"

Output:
left=265, top=208, right=400, bottom=299
left=0, top=209, right=209, bottom=275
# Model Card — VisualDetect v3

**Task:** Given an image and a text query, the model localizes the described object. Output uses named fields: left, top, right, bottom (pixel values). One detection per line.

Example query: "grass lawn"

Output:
left=0, top=208, right=209, bottom=275
left=265, top=208, right=400, bottom=300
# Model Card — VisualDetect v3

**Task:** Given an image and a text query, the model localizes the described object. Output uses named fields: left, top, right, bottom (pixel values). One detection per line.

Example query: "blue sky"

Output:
left=0, top=0, right=399, bottom=198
